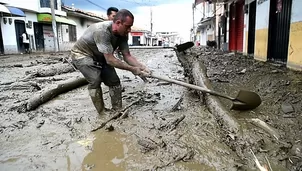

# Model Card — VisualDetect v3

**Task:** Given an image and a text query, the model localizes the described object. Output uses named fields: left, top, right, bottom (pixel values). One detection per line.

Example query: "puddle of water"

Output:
left=81, top=131, right=129, bottom=171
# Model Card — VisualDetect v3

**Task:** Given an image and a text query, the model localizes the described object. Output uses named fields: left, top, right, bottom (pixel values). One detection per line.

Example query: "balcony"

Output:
left=40, top=0, right=57, bottom=9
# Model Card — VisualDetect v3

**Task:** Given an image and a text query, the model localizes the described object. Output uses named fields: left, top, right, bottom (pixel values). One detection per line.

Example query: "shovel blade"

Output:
left=175, top=41, right=194, bottom=52
left=231, top=90, right=262, bottom=110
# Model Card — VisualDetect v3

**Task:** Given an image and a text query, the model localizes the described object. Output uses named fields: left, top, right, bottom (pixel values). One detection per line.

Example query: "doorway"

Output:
left=0, top=24, right=4, bottom=54
left=267, top=0, right=293, bottom=63
left=14, top=20, right=26, bottom=53
left=34, top=22, right=45, bottom=51
left=247, top=0, right=257, bottom=54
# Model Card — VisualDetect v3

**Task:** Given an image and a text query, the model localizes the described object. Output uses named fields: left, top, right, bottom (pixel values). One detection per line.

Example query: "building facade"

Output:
left=0, top=0, right=106, bottom=54
left=192, top=0, right=302, bottom=71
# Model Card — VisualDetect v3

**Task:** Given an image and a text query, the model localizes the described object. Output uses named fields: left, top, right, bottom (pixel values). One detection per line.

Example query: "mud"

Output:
left=0, top=49, right=244, bottom=170
left=179, top=46, right=302, bottom=171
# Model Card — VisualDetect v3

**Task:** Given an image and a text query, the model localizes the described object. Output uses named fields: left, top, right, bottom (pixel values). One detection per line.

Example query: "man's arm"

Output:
left=93, top=30, right=139, bottom=74
left=122, top=50, right=146, bottom=68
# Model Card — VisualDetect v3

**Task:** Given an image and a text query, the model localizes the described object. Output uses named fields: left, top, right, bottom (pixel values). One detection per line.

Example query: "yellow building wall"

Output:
left=287, top=21, right=302, bottom=70
left=253, top=0, right=270, bottom=61
left=287, top=0, right=302, bottom=71
left=254, top=28, right=268, bottom=61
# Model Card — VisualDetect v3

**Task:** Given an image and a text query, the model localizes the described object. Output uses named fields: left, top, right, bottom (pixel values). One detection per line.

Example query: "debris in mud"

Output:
left=105, top=125, right=114, bottom=132
left=50, top=140, right=65, bottom=149
left=281, top=102, right=295, bottom=114
left=158, top=115, right=185, bottom=132
left=0, top=81, right=41, bottom=91
left=156, top=82, right=172, bottom=86
left=84, top=164, right=95, bottom=170
left=238, top=68, right=247, bottom=74
left=91, top=98, right=141, bottom=132
left=36, top=120, right=45, bottom=128
left=170, top=95, right=184, bottom=112
left=154, top=150, right=195, bottom=170
left=137, top=138, right=158, bottom=153
left=164, top=54, right=174, bottom=58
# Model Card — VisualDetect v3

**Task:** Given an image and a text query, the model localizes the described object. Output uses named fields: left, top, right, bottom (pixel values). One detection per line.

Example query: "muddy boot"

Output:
left=88, top=88, right=105, bottom=115
left=109, top=85, right=122, bottom=111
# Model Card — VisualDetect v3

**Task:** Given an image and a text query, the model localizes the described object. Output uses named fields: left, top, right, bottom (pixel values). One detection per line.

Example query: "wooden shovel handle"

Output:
left=149, top=74, right=234, bottom=100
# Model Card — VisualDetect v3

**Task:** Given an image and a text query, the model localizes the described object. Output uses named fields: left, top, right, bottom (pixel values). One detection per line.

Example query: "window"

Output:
left=68, top=25, right=77, bottom=42
left=40, top=0, right=58, bottom=9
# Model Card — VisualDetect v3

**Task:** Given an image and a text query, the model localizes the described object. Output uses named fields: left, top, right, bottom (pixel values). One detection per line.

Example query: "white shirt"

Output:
left=22, top=33, right=29, bottom=44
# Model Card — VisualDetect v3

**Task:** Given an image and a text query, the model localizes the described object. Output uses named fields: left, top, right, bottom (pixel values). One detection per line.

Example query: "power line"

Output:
left=83, top=0, right=106, bottom=10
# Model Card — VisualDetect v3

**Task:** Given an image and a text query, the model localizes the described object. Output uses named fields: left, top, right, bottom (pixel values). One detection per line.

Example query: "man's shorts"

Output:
left=72, top=56, right=120, bottom=89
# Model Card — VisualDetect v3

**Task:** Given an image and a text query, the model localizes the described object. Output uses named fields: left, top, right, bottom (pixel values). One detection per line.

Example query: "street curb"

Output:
left=176, top=52, right=240, bottom=136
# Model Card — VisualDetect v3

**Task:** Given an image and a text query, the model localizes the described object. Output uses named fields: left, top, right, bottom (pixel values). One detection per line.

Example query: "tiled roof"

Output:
left=62, top=6, right=106, bottom=21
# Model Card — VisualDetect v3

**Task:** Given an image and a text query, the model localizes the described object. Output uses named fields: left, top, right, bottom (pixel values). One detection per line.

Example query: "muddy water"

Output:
left=0, top=49, right=238, bottom=170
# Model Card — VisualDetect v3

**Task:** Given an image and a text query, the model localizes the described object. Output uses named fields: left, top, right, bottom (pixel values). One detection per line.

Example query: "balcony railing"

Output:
left=40, top=0, right=58, bottom=9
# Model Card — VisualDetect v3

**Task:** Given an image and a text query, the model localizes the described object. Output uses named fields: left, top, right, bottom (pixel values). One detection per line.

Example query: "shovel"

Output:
left=174, top=41, right=194, bottom=52
left=148, top=74, right=262, bottom=110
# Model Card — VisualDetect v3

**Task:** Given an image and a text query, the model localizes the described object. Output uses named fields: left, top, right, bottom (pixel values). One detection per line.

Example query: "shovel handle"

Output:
left=149, top=74, right=235, bottom=100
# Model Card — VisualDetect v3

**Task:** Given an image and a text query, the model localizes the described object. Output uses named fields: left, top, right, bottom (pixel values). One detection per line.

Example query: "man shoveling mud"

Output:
left=70, top=9, right=150, bottom=115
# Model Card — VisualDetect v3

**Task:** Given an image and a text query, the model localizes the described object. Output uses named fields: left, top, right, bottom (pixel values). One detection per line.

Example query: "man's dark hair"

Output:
left=113, top=9, right=134, bottom=23
left=107, top=7, right=119, bottom=16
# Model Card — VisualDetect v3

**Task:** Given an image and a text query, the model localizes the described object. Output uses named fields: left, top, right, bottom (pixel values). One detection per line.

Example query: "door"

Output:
left=14, top=20, right=26, bottom=53
left=132, top=36, right=140, bottom=46
left=248, top=0, right=257, bottom=54
left=267, top=0, right=293, bottom=63
left=235, top=0, right=244, bottom=52
left=229, top=1, right=244, bottom=52
left=0, top=24, right=4, bottom=54
left=42, top=24, right=54, bottom=52
left=34, top=22, right=45, bottom=51
left=229, top=2, right=236, bottom=51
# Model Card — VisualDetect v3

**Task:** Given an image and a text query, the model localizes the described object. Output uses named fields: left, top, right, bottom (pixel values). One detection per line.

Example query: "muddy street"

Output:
left=0, top=49, right=240, bottom=171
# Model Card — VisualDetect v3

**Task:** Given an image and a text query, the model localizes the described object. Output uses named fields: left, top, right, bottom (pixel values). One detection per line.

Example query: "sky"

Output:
left=62, top=0, right=194, bottom=41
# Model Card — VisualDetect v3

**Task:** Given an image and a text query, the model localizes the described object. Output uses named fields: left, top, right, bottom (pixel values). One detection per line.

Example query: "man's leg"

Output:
left=101, top=64, right=122, bottom=111
left=72, top=57, right=105, bottom=115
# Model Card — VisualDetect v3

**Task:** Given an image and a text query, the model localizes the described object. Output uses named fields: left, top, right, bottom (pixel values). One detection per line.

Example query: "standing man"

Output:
left=107, top=7, right=123, bottom=59
left=70, top=9, right=150, bottom=115
left=21, top=31, right=30, bottom=54
left=107, top=7, right=119, bottom=21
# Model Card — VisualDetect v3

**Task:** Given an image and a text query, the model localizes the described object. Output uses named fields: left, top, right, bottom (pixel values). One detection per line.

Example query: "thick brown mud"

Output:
left=178, top=46, right=302, bottom=171
left=0, top=50, right=241, bottom=170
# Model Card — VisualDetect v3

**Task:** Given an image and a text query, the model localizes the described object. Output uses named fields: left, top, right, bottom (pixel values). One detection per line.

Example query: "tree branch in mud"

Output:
left=170, top=94, right=184, bottom=112
left=91, top=98, right=142, bottom=132
left=159, top=115, right=186, bottom=132
left=0, top=81, right=41, bottom=91
left=25, top=77, right=88, bottom=111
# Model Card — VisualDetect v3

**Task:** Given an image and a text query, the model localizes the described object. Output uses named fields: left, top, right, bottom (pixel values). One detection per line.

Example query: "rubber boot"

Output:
left=109, top=85, right=122, bottom=111
left=88, top=88, right=105, bottom=115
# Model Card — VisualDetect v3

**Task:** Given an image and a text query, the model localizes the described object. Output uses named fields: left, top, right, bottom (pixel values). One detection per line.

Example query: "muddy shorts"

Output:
left=72, top=56, right=120, bottom=89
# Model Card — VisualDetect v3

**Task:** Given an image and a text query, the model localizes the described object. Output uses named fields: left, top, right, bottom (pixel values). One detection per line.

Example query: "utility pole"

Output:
left=150, top=6, right=153, bottom=46
left=150, top=7, right=153, bottom=35
left=213, top=2, right=217, bottom=43
left=192, top=3, right=195, bottom=42
left=50, top=0, right=59, bottom=52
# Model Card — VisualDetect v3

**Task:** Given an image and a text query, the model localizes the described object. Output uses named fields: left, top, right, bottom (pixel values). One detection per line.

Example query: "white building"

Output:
left=127, top=26, right=151, bottom=46
left=0, top=0, right=105, bottom=54
left=193, top=1, right=217, bottom=46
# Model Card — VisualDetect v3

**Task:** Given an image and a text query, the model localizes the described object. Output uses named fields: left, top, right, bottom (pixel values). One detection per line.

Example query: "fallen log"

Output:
left=25, top=63, right=75, bottom=78
left=26, top=77, right=88, bottom=111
